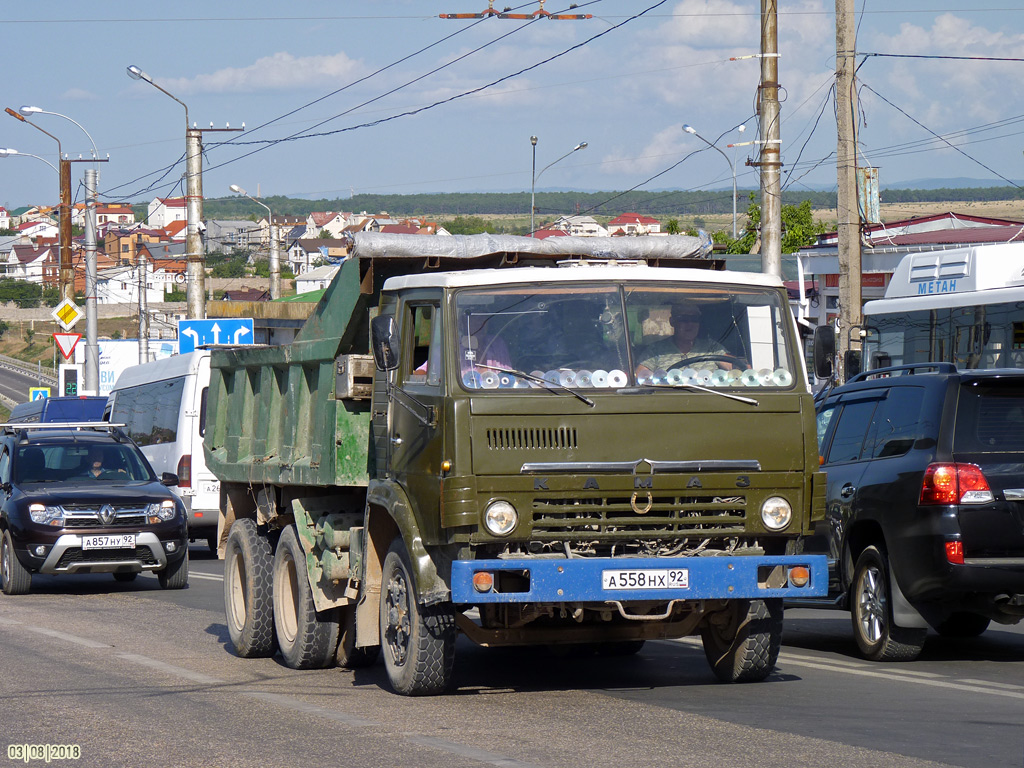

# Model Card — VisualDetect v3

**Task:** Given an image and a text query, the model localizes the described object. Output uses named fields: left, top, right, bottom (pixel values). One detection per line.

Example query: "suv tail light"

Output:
left=176, top=455, right=192, bottom=488
left=920, top=463, right=993, bottom=505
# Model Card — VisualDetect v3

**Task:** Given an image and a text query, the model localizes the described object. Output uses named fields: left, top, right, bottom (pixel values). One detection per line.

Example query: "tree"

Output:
left=726, top=195, right=826, bottom=255
left=665, top=219, right=681, bottom=235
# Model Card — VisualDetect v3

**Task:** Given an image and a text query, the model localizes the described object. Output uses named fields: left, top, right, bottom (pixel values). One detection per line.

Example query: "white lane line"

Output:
left=956, top=678, right=1024, bottom=692
left=188, top=572, right=224, bottom=582
left=26, top=626, right=112, bottom=649
left=404, top=734, right=545, bottom=768
left=116, top=653, right=225, bottom=685
left=243, top=691, right=378, bottom=728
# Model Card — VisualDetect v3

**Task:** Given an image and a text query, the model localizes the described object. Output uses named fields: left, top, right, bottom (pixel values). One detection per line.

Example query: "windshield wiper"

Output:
left=631, top=382, right=759, bottom=406
left=475, top=364, right=596, bottom=407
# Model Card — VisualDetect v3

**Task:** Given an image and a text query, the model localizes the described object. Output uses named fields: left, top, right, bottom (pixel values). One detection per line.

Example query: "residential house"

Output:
left=0, top=207, right=10, bottom=231
left=147, top=197, right=186, bottom=228
left=295, top=264, right=340, bottom=294
left=95, top=203, right=136, bottom=227
left=221, top=287, right=270, bottom=302
left=552, top=215, right=608, bottom=237
left=287, top=238, right=351, bottom=276
left=96, top=263, right=166, bottom=306
left=533, top=229, right=569, bottom=239
left=103, top=227, right=165, bottom=266
left=6, top=245, right=55, bottom=284
left=137, top=241, right=188, bottom=295
left=205, top=219, right=260, bottom=253
left=306, top=211, right=347, bottom=238
left=164, top=219, right=187, bottom=242
left=17, top=220, right=59, bottom=241
left=607, top=213, right=662, bottom=236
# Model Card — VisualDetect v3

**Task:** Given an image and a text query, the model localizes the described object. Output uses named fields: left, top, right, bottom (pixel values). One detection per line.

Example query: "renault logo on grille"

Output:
left=99, top=505, right=116, bottom=525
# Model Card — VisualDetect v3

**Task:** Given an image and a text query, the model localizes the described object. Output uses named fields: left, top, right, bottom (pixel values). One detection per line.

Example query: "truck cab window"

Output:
left=406, top=304, right=441, bottom=387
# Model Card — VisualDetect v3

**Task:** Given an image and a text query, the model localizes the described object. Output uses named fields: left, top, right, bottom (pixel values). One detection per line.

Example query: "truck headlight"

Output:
left=760, top=496, right=792, bottom=531
left=29, top=503, right=63, bottom=526
left=483, top=500, right=518, bottom=536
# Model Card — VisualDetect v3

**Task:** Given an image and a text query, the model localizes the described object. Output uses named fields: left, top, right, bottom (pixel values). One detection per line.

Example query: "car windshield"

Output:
left=14, top=442, right=154, bottom=484
left=453, top=283, right=796, bottom=391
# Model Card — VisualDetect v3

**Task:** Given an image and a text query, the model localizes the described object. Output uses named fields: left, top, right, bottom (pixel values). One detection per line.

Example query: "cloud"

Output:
left=60, top=88, right=97, bottom=101
left=601, top=124, right=689, bottom=176
left=163, top=51, right=365, bottom=94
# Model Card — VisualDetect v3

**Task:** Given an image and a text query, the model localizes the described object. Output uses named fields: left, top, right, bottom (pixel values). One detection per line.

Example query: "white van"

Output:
left=106, top=350, right=219, bottom=548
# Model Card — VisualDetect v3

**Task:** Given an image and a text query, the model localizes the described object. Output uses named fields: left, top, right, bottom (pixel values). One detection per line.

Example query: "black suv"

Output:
left=807, top=363, right=1024, bottom=660
left=0, top=424, right=189, bottom=594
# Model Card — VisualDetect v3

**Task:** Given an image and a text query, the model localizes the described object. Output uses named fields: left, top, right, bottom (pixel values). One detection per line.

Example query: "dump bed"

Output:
left=203, top=231, right=714, bottom=488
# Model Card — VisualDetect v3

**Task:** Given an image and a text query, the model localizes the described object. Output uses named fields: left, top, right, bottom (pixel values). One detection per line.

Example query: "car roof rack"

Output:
left=0, top=422, right=128, bottom=443
left=846, top=362, right=957, bottom=384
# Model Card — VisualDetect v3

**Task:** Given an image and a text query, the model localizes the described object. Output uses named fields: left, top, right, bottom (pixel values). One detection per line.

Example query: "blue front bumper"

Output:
left=451, top=554, right=828, bottom=604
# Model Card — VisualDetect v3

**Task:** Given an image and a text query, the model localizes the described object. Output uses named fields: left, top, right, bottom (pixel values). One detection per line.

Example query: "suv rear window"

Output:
left=955, top=380, right=1024, bottom=452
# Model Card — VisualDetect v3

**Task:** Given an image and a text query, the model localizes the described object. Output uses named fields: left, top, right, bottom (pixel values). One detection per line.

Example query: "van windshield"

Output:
left=453, top=283, right=797, bottom=391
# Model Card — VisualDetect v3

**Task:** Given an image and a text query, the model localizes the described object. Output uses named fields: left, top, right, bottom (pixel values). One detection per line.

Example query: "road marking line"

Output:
left=188, top=572, right=224, bottom=582
left=404, top=734, right=544, bottom=768
left=243, top=691, right=378, bottom=727
left=26, top=626, right=111, bottom=648
left=116, top=652, right=225, bottom=685
left=956, top=678, right=1024, bottom=691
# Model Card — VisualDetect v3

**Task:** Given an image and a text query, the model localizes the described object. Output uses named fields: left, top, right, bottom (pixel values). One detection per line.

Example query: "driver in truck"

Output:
left=636, top=301, right=733, bottom=376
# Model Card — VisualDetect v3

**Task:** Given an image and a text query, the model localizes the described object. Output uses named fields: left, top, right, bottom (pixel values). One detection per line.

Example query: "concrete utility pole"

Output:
left=835, top=0, right=861, bottom=381
left=185, top=127, right=204, bottom=318
left=759, top=0, right=782, bottom=278
left=84, top=168, right=100, bottom=394
left=138, top=245, right=149, bottom=364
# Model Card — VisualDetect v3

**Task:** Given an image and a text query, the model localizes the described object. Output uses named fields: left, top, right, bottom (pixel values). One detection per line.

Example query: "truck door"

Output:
left=389, top=299, right=446, bottom=526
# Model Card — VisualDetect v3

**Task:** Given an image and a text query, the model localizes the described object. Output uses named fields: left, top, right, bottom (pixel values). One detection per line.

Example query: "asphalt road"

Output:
left=0, top=361, right=53, bottom=407
left=1, top=545, right=1022, bottom=768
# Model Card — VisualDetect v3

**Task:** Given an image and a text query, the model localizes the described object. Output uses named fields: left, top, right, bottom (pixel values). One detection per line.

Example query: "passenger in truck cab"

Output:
left=459, top=313, right=512, bottom=373
left=635, top=302, right=733, bottom=376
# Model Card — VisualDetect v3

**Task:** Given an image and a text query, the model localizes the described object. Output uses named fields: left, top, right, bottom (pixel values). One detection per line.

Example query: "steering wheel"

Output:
left=667, top=354, right=746, bottom=370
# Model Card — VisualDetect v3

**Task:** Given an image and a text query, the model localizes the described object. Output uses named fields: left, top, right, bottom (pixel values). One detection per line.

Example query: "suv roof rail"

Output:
left=847, top=362, right=958, bottom=384
left=0, top=421, right=126, bottom=433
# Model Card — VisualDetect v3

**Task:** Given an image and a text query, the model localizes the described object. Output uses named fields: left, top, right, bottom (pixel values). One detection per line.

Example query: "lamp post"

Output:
left=230, top=184, right=280, bottom=300
left=530, top=137, right=587, bottom=237
left=5, top=107, right=74, bottom=301
left=683, top=124, right=741, bottom=239
left=19, top=106, right=103, bottom=395
left=0, top=147, right=58, bottom=173
left=127, top=64, right=205, bottom=319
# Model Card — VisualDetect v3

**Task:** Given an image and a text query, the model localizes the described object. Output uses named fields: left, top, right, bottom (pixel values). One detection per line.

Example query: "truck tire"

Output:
left=380, top=539, right=456, bottom=695
left=1, top=529, right=31, bottom=595
left=272, top=525, right=339, bottom=669
left=701, top=598, right=782, bottom=683
left=850, top=545, right=926, bottom=661
left=224, top=518, right=277, bottom=658
left=336, top=604, right=380, bottom=669
left=158, top=551, right=189, bottom=589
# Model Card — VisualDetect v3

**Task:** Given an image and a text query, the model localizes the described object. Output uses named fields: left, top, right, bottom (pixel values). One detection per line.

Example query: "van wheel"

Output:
left=223, top=518, right=276, bottom=658
left=851, top=545, right=926, bottom=661
left=1, top=530, right=31, bottom=595
left=272, top=525, right=339, bottom=669
left=701, top=598, right=782, bottom=682
left=336, top=604, right=380, bottom=669
left=934, top=612, right=990, bottom=638
left=380, top=538, right=455, bottom=695
left=159, top=550, right=189, bottom=589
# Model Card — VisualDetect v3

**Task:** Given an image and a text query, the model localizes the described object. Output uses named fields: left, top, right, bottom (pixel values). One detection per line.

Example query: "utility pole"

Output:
left=269, top=220, right=280, bottom=300
left=58, top=158, right=74, bottom=301
left=759, top=0, right=782, bottom=277
left=836, top=0, right=861, bottom=381
left=138, top=245, right=149, bottom=364
left=185, top=127, right=204, bottom=319
left=83, top=167, right=100, bottom=395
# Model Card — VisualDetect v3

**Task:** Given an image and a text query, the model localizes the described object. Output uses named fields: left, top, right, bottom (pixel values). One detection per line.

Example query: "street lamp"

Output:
left=530, top=137, right=587, bottom=237
left=0, top=147, right=58, bottom=174
left=683, top=124, right=742, bottom=239
left=19, top=106, right=104, bottom=396
left=127, top=64, right=204, bottom=319
left=230, top=184, right=280, bottom=300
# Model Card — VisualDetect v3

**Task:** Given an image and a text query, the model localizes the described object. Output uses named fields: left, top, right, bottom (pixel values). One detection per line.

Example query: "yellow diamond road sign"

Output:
left=52, top=298, right=83, bottom=331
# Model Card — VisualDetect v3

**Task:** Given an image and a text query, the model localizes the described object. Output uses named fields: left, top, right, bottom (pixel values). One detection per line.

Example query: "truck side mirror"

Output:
left=844, top=350, right=862, bottom=380
left=812, top=325, right=835, bottom=379
left=371, top=315, right=400, bottom=371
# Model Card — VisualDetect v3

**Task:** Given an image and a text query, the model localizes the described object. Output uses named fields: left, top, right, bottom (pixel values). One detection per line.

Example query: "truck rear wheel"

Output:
left=273, top=525, right=339, bottom=669
left=223, top=518, right=276, bottom=658
left=701, top=598, right=782, bottom=682
left=380, top=539, right=455, bottom=695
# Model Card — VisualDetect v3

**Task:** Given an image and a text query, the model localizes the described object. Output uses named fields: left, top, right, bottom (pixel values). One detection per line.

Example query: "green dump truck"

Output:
left=206, top=232, right=827, bottom=695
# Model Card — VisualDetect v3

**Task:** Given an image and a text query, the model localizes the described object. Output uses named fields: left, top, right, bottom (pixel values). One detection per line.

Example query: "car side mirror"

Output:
left=812, top=325, right=835, bottom=379
left=161, top=472, right=179, bottom=487
left=371, top=315, right=400, bottom=372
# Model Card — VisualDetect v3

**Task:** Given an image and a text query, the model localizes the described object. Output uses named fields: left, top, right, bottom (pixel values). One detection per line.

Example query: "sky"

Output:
left=2, top=1, right=1023, bottom=213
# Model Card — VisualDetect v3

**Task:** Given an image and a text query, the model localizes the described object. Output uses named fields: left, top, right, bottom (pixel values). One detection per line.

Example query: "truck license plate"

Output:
left=82, top=534, right=136, bottom=550
left=602, top=568, right=688, bottom=590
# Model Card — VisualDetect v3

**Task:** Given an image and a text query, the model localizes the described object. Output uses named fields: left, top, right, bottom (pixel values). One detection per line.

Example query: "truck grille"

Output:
left=487, top=427, right=577, bottom=450
left=531, top=494, right=747, bottom=540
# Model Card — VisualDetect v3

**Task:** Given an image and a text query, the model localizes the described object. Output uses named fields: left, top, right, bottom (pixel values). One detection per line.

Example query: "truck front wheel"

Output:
left=380, top=539, right=455, bottom=695
left=272, top=525, right=339, bottom=669
left=701, top=598, right=782, bottom=682
left=223, top=518, right=276, bottom=658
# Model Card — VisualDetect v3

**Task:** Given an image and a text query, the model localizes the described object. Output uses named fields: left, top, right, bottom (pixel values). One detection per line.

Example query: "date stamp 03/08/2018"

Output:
left=7, top=745, right=81, bottom=763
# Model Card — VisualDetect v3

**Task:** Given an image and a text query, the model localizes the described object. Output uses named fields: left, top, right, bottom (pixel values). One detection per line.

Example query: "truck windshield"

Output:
left=454, top=283, right=796, bottom=391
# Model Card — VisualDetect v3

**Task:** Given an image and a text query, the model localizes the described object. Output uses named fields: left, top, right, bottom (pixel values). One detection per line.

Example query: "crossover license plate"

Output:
left=82, top=534, right=136, bottom=550
left=602, top=568, right=689, bottom=590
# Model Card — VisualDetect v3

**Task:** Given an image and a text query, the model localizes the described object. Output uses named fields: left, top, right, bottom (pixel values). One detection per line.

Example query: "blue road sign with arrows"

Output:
left=178, top=318, right=254, bottom=354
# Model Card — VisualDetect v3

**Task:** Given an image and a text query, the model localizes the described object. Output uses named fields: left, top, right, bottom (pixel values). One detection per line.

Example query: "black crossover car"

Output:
left=807, top=363, right=1024, bottom=660
left=0, top=424, right=189, bottom=594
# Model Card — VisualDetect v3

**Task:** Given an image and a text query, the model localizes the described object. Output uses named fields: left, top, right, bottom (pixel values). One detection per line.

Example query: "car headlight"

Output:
left=760, top=496, right=792, bottom=531
left=29, top=503, right=64, bottom=526
left=147, top=500, right=178, bottom=521
left=483, top=500, right=518, bottom=536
